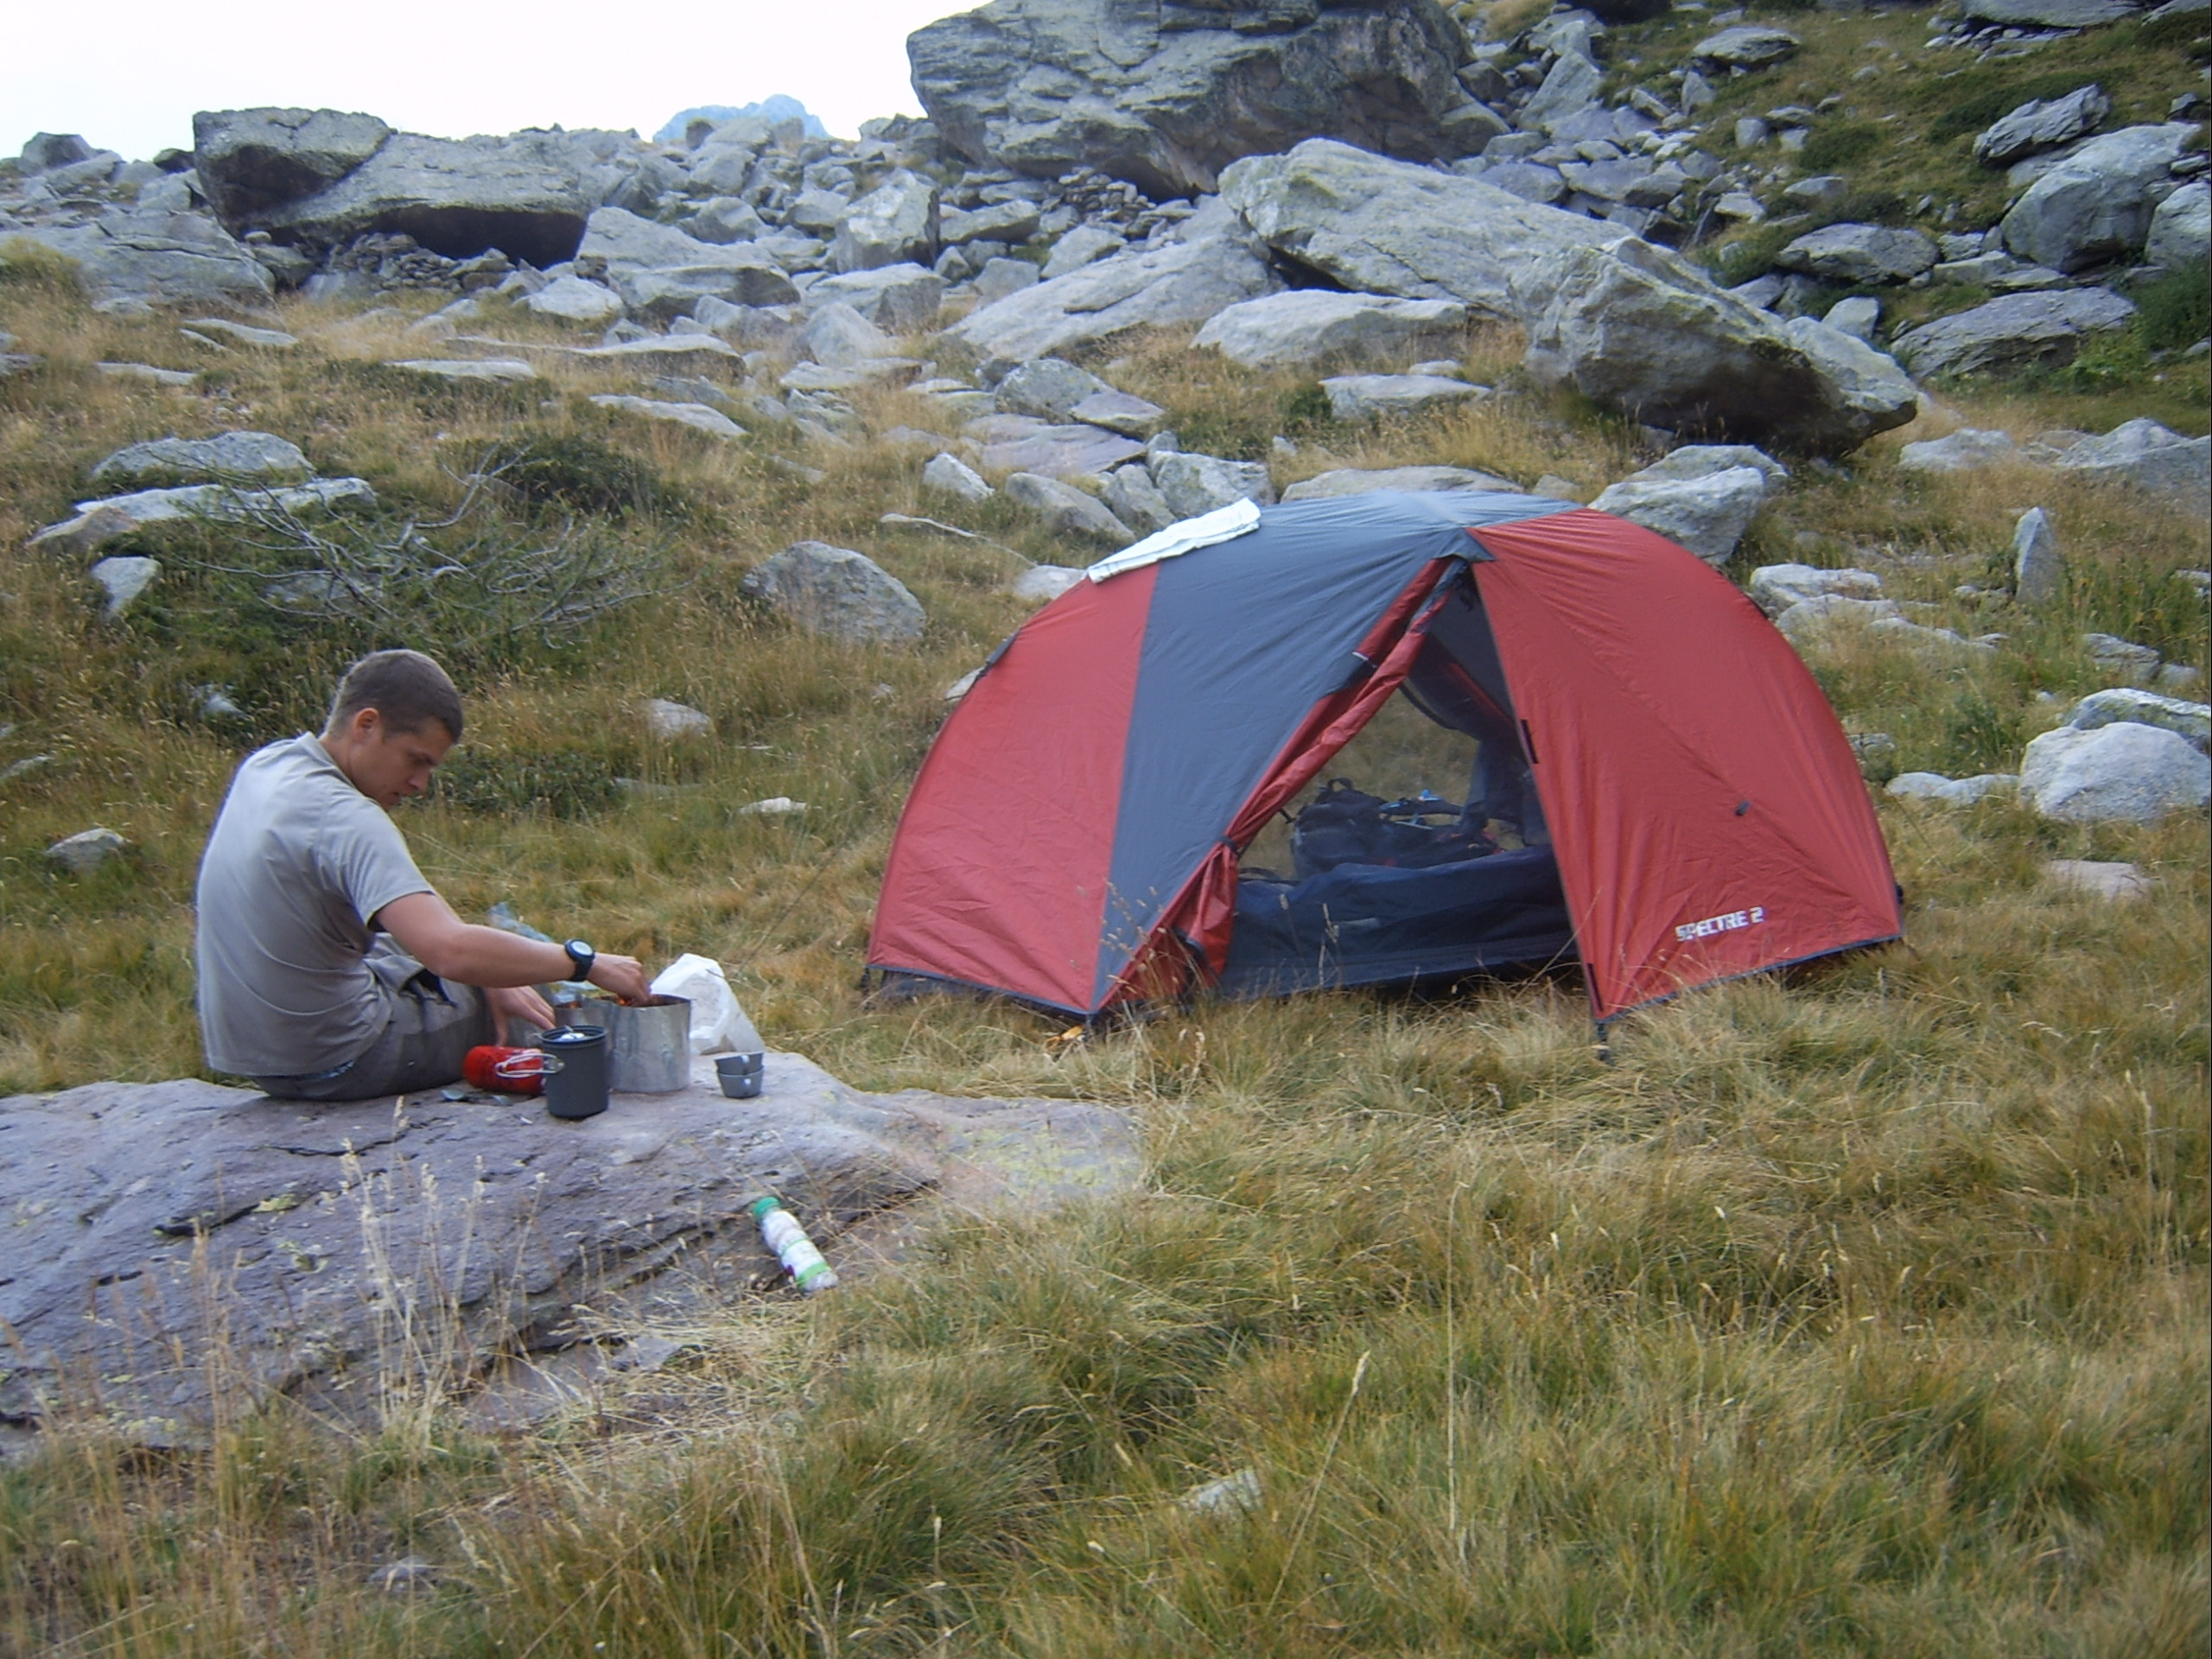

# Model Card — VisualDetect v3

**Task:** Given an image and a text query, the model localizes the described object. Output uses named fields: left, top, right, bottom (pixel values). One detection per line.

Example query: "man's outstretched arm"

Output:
left=377, top=892, right=653, bottom=1005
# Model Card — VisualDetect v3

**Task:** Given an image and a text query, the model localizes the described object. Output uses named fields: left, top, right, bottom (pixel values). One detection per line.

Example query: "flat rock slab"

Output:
left=0, top=1052, right=1136, bottom=1432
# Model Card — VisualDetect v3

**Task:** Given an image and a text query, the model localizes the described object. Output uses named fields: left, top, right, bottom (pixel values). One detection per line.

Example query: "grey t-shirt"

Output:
left=194, top=734, right=434, bottom=1077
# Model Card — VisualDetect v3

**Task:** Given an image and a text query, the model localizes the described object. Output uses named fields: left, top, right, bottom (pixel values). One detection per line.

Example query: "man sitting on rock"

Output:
left=194, top=649, right=650, bottom=1100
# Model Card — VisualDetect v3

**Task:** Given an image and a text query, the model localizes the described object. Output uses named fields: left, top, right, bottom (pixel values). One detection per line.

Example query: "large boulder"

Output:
left=245, top=129, right=607, bottom=266
left=799, top=302, right=897, bottom=367
left=1279, top=463, right=1517, bottom=500
left=976, top=421, right=1147, bottom=479
left=191, top=107, right=394, bottom=224
left=1972, top=85, right=2111, bottom=168
left=1897, top=428, right=2021, bottom=473
left=1321, top=372, right=1486, bottom=419
left=1519, top=52, right=1606, bottom=137
left=2019, top=721, right=2211, bottom=823
left=2145, top=180, right=2210, bottom=269
left=3, top=208, right=275, bottom=309
left=908, top=0, right=1489, bottom=198
left=1042, top=225, right=1128, bottom=279
left=2000, top=124, right=2199, bottom=274
left=1746, top=563, right=1882, bottom=619
left=2013, top=505, right=2064, bottom=605
left=1219, top=141, right=1916, bottom=456
left=1692, top=25, right=1801, bottom=67
left=947, top=202, right=1281, bottom=366
left=830, top=171, right=938, bottom=273
left=995, top=357, right=1111, bottom=421
left=1003, top=472, right=1135, bottom=544
left=2050, top=418, right=2211, bottom=512
left=20, top=133, right=95, bottom=173
left=90, top=432, right=312, bottom=487
left=29, top=479, right=377, bottom=557
left=0, top=1062, right=1136, bottom=1427
left=1193, top=289, right=1467, bottom=369
left=1151, top=451, right=1275, bottom=518
left=1774, top=223, right=1940, bottom=285
left=1962, top=0, right=2136, bottom=24
left=1890, top=288, right=2137, bottom=378
left=806, top=263, right=945, bottom=333
left=574, top=206, right=799, bottom=314
left=1591, top=465, right=1769, bottom=565
left=588, top=395, right=747, bottom=440
left=741, top=541, right=927, bottom=645
left=2065, top=687, right=2212, bottom=752
left=523, top=273, right=625, bottom=323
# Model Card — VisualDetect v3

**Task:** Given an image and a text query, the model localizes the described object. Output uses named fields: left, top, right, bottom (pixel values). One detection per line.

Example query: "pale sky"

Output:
left=3, top=0, right=976, bottom=164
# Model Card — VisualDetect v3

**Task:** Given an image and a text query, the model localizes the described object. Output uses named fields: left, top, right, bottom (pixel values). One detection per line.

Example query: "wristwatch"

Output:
left=563, top=939, right=596, bottom=982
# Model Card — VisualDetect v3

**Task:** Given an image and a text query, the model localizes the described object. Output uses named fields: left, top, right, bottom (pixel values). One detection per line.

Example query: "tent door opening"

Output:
left=1218, top=571, right=1576, bottom=996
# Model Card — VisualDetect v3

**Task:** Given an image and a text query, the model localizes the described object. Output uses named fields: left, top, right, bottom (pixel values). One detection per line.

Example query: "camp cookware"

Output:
left=715, top=1052, right=765, bottom=1099
left=537, top=1024, right=609, bottom=1119
left=463, top=1045, right=563, bottom=1096
left=603, top=995, right=692, bottom=1094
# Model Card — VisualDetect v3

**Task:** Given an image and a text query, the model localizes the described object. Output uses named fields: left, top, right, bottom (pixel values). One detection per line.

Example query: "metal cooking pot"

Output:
left=603, top=995, right=692, bottom=1094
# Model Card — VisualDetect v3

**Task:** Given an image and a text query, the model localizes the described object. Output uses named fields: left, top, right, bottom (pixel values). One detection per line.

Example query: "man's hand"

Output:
left=486, top=983, right=557, bottom=1034
left=586, top=954, right=652, bottom=1005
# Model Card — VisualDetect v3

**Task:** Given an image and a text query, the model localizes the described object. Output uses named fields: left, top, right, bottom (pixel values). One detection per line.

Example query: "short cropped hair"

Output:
left=327, top=650, right=464, bottom=741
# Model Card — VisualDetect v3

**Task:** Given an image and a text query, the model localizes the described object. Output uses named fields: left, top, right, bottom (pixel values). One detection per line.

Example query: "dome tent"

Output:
left=867, top=492, right=1902, bottom=1025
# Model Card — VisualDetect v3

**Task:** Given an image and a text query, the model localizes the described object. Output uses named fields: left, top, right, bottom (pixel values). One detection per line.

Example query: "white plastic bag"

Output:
left=648, top=953, right=761, bottom=1054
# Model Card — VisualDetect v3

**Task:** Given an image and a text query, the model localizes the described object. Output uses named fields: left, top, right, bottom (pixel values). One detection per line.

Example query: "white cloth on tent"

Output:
left=1084, top=498, right=1262, bottom=583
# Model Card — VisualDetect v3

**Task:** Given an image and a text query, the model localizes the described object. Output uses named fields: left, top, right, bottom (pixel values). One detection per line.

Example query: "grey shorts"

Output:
left=253, top=943, right=496, bottom=1103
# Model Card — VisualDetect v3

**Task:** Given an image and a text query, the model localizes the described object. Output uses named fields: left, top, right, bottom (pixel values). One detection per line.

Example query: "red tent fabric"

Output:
left=1469, top=511, right=1901, bottom=1018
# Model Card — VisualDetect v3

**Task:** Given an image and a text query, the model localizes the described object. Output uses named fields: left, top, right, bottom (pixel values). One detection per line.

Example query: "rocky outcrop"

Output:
left=1773, top=223, right=1940, bottom=285
left=1591, top=463, right=1769, bottom=565
left=2145, top=181, right=2210, bottom=269
left=1890, top=289, right=2137, bottom=378
left=90, top=432, right=312, bottom=487
left=1003, top=471, right=1135, bottom=543
left=2050, top=418, right=2211, bottom=511
left=1972, top=86, right=2111, bottom=168
left=741, top=541, right=928, bottom=645
left=0, top=1058, right=1137, bottom=1428
left=1279, top=464, right=1517, bottom=500
left=1321, top=372, right=1486, bottom=419
left=1151, top=450, right=1275, bottom=517
left=2064, top=688, right=2212, bottom=751
left=2020, top=721, right=2212, bottom=823
left=830, top=171, right=938, bottom=272
left=1193, top=289, right=1467, bottom=369
left=29, top=479, right=377, bottom=557
left=574, top=206, right=799, bottom=315
left=1999, top=124, right=2199, bottom=273
left=251, top=130, right=603, bottom=266
left=947, top=201, right=1281, bottom=365
left=189, top=109, right=686, bottom=269
left=192, top=108, right=395, bottom=223
left=1218, top=141, right=1915, bottom=456
left=1747, top=563, right=1882, bottom=619
left=909, top=0, right=1490, bottom=199
left=3, top=207, right=274, bottom=309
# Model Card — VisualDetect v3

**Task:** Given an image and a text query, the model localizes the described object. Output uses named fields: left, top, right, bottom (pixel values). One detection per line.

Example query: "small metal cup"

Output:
left=715, top=1052, right=764, bottom=1099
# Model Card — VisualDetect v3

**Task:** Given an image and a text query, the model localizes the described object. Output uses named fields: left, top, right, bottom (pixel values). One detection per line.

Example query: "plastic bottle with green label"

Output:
left=751, top=1196, right=838, bottom=1294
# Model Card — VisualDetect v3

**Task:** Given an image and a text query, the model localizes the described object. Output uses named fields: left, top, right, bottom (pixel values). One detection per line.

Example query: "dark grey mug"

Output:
left=538, top=1024, right=610, bottom=1119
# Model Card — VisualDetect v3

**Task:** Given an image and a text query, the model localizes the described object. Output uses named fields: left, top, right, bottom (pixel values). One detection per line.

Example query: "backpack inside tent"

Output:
left=868, top=491, right=1902, bottom=1025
